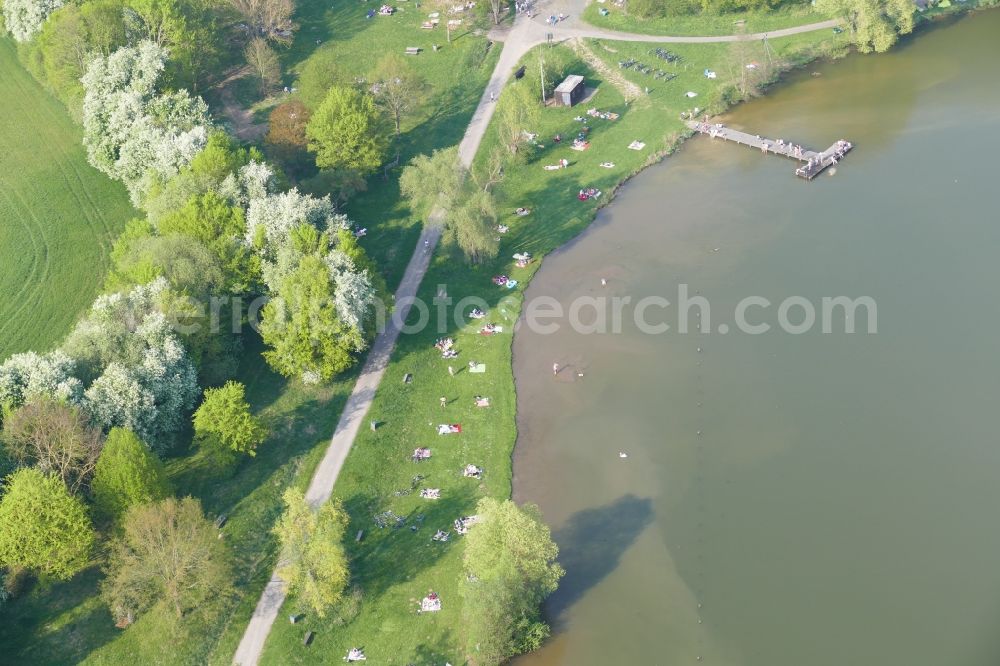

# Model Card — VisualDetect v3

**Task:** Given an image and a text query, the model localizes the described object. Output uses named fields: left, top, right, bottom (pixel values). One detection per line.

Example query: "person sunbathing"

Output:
left=600, top=162, right=615, bottom=168
left=463, top=464, right=483, bottom=478
left=412, top=447, right=431, bottom=461
left=497, top=224, right=509, bottom=234
left=469, top=308, right=487, bottom=319
left=474, top=396, right=490, bottom=407
left=437, top=424, right=461, bottom=434
left=345, top=648, right=367, bottom=662
left=420, top=488, right=441, bottom=499
left=431, top=530, right=449, bottom=542
left=441, top=349, right=458, bottom=359
left=515, top=207, right=531, bottom=216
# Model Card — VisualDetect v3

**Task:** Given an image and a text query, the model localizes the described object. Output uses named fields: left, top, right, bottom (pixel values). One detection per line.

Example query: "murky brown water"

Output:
left=512, top=12, right=1000, bottom=666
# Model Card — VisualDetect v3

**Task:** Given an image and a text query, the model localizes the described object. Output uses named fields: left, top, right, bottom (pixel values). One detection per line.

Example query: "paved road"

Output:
left=231, top=6, right=841, bottom=664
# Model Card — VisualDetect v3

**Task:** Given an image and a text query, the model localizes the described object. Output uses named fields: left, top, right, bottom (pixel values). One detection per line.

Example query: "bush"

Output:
left=192, top=381, right=267, bottom=468
left=91, top=428, right=170, bottom=523
left=0, top=468, right=95, bottom=580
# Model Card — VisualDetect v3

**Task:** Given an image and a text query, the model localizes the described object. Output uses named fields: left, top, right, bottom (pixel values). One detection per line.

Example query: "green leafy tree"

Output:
left=102, top=497, right=233, bottom=623
left=495, top=82, right=540, bottom=156
left=27, top=0, right=128, bottom=115
left=449, top=187, right=499, bottom=264
left=816, top=0, right=915, bottom=52
left=259, top=253, right=363, bottom=383
left=0, top=468, right=95, bottom=580
left=192, top=382, right=267, bottom=465
left=399, top=147, right=464, bottom=219
left=273, top=488, right=350, bottom=617
left=306, top=86, right=389, bottom=174
left=157, top=190, right=251, bottom=291
left=107, top=230, right=243, bottom=385
left=91, top=428, right=170, bottom=523
left=126, top=0, right=220, bottom=90
left=461, top=498, right=564, bottom=665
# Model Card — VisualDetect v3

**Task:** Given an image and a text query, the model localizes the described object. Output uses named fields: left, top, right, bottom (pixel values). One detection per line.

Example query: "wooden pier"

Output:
left=685, top=121, right=853, bottom=180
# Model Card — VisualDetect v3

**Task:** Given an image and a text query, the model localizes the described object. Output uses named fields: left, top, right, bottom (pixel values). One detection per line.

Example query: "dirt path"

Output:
left=570, top=37, right=643, bottom=102
left=214, top=67, right=268, bottom=142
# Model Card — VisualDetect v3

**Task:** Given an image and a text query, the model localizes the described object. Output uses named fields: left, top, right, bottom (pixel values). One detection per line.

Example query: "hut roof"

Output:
left=554, top=75, right=584, bottom=93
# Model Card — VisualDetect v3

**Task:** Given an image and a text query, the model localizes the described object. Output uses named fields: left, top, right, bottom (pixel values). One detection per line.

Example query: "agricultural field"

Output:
left=0, top=39, right=134, bottom=360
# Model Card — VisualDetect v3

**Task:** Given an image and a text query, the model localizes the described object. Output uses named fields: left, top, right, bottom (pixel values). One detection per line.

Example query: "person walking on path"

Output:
left=553, top=362, right=559, bottom=375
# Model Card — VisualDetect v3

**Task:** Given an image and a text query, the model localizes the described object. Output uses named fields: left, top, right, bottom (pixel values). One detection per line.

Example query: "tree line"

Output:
left=0, top=11, right=382, bottom=632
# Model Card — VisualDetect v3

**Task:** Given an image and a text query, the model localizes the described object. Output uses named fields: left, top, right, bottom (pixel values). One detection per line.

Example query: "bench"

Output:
left=303, top=630, right=314, bottom=646
left=356, top=529, right=365, bottom=542
left=405, top=47, right=421, bottom=55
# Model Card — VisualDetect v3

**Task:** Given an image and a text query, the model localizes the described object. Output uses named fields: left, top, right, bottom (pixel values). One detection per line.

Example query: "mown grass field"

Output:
left=0, top=39, right=135, bottom=360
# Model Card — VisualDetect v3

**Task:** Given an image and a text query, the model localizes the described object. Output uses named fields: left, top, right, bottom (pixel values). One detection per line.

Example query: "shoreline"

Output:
left=500, top=0, right=994, bottom=627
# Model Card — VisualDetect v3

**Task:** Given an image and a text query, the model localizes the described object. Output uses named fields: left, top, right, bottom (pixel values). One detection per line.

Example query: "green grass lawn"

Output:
left=257, top=29, right=849, bottom=665
left=582, top=1, right=833, bottom=36
left=0, top=38, right=135, bottom=360
left=240, top=0, right=503, bottom=289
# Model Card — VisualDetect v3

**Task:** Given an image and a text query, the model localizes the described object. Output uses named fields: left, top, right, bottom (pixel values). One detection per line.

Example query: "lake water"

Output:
left=511, top=12, right=1000, bottom=666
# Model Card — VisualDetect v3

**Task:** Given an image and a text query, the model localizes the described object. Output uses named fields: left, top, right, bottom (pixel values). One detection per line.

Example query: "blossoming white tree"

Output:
left=82, top=41, right=211, bottom=204
left=2, top=0, right=63, bottom=42
left=0, top=350, right=82, bottom=410
left=64, top=280, right=199, bottom=449
left=245, top=189, right=343, bottom=256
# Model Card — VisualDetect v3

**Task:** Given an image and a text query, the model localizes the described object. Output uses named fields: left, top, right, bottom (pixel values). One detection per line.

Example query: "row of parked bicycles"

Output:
left=650, top=47, right=683, bottom=62
left=618, top=58, right=678, bottom=81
